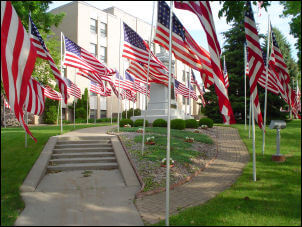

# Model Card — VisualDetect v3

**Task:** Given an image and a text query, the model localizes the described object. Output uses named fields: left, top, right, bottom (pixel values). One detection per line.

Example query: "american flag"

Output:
left=191, top=70, right=206, bottom=107
left=290, top=88, right=301, bottom=119
left=89, top=81, right=106, bottom=96
left=223, top=56, right=229, bottom=89
left=44, top=85, right=62, bottom=100
left=122, top=22, right=169, bottom=86
left=155, top=0, right=214, bottom=88
left=65, top=77, right=82, bottom=99
left=4, top=97, right=11, bottom=110
left=114, top=71, right=133, bottom=91
left=63, top=35, right=112, bottom=78
left=268, top=25, right=292, bottom=107
left=105, top=87, right=112, bottom=97
left=77, top=69, right=113, bottom=85
left=24, top=77, right=45, bottom=116
left=134, top=80, right=150, bottom=97
left=174, top=1, right=236, bottom=124
left=122, top=89, right=136, bottom=102
left=29, top=15, right=69, bottom=104
left=174, top=79, right=190, bottom=98
left=124, top=71, right=136, bottom=91
left=244, top=1, right=264, bottom=129
left=258, top=50, right=284, bottom=95
left=188, top=83, right=198, bottom=101
left=1, top=1, right=37, bottom=142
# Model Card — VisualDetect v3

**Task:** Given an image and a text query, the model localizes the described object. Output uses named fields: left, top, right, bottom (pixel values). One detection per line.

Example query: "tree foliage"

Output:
left=11, top=1, right=64, bottom=33
left=280, top=1, right=301, bottom=68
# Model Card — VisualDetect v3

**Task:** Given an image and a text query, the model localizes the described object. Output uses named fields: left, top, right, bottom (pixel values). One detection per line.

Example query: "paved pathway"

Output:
left=134, top=126, right=250, bottom=224
left=15, top=125, right=144, bottom=226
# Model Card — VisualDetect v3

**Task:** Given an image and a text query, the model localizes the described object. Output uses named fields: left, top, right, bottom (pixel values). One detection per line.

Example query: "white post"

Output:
left=251, top=93, right=256, bottom=181
left=262, top=15, right=270, bottom=155
left=133, top=98, right=135, bottom=117
left=244, top=45, right=247, bottom=130
left=74, top=71, right=77, bottom=128
left=249, top=97, right=251, bottom=139
left=142, top=1, right=155, bottom=156
left=188, top=70, right=191, bottom=117
left=111, top=94, right=113, bottom=124
left=166, top=2, right=173, bottom=225
left=25, top=111, right=28, bottom=148
left=60, top=32, right=64, bottom=134
left=3, top=97, right=6, bottom=128
left=87, top=91, right=89, bottom=124
left=117, top=18, right=123, bottom=132
left=57, top=100, right=60, bottom=126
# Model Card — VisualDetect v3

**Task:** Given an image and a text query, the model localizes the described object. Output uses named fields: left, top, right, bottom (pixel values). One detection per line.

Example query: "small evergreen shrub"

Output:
left=199, top=118, right=214, bottom=128
left=134, top=119, right=149, bottom=127
left=171, top=119, right=185, bottom=130
left=119, top=118, right=134, bottom=127
left=185, top=119, right=198, bottom=128
left=44, top=106, right=57, bottom=124
left=63, top=120, right=71, bottom=124
left=152, top=119, right=167, bottom=127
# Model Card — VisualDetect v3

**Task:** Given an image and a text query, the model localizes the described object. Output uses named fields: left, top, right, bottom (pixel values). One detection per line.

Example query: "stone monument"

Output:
left=131, top=47, right=192, bottom=123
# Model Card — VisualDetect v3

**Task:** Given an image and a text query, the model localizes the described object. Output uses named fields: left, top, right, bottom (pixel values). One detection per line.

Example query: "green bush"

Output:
left=63, top=120, right=71, bottom=124
left=171, top=119, right=185, bottom=130
left=134, top=119, right=149, bottom=127
left=75, top=118, right=86, bottom=123
left=185, top=119, right=198, bottom=128
left=122, top=108, right=141, bottom=119
left=152, top=118, right=167, bottom=127
left=199, top=118, right=214, bottom=128
left=76, top=107, right=86, bottom=119
left=119, top=118, right=134, bottom=127
left=44, top=105, right=58, bottom=124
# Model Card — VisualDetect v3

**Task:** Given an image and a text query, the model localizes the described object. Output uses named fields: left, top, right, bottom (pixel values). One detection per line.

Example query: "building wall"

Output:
left=48, top=1, right=201, bottom=123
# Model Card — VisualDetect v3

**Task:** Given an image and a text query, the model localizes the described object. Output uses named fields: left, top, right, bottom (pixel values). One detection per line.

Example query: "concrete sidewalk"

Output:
left=15, top=126, right=144, bottom=226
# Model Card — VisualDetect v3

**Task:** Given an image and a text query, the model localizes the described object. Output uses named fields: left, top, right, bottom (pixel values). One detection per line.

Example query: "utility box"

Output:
left=269, top=120, right=286, bottom=162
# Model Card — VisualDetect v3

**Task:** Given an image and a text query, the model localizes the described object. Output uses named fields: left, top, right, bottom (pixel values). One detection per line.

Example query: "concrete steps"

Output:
left=47, top=136, right=118, bottom=172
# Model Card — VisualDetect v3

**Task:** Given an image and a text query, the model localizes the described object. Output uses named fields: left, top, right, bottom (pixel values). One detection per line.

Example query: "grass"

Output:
left=154, top=120, right=301, bottom=226
left=1, top=123, right=115, bottom=226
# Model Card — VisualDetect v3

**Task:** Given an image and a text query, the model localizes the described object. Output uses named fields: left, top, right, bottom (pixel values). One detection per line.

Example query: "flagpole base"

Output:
left=272, top=154, right=286, bottom=162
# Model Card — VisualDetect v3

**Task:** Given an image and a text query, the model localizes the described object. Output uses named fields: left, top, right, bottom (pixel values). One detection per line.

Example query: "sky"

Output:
left=48, top=1, right=299, bottom=62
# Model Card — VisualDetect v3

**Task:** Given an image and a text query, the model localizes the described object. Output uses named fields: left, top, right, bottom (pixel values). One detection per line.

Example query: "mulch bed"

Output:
left=117, top=127, right=217, bottom=192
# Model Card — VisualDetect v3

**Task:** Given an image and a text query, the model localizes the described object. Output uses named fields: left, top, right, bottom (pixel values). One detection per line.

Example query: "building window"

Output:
left=100, top=46, right=107, bottom=63
left=100, top=22, right=107, bottom=37
left=90, top=18, right=97, bottom=33
left=182, top=70, right=186, bottom=82
left=90, top=43, right=97, bottom=57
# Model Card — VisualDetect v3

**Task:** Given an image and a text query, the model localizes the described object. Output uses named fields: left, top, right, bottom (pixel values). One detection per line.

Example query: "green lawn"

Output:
left=154, top=120, right=301, bottom=226
left=1, top=123, right=114, bottom=226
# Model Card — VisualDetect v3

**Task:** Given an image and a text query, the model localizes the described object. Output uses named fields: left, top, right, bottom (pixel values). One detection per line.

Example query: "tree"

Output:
left=280, top=1, right=301, bottom=69
left=11, top=1, right=64, bottom=33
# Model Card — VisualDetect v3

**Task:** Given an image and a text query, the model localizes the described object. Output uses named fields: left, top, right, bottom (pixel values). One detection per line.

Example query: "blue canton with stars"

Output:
left=158, top=1, right=185, bottom=41
left=245, top=1, right=255, bottom=22
left=64, top=36, right=81, bottom=57
left=115, top=71, right=123, bottom=80
left=30, top=15, right=48, bottom=52
left=125, top=71, right=134, bottom=82
left=271, top=24, right=279, bottom=48
left=123, top=22, right=147, bottom=51
left=261, top=50, right=267, bottom=66
left=64, top=77, right=72, bottom=87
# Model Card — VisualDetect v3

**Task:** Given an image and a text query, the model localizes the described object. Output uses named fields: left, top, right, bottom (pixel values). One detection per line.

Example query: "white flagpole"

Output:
left=252, top=93, right=256, bottom=181
left=74, top=71, right=76, bottom=128
left=57, top=100, right=59, bottom=126
left=25, top=111, right=28, bottom=148
left=3, top=97, right=6, bottom=128
left=262, top=15, right=270, bottom=155
left=87, top=89, right=89, bottom=124
left=189, top=70, right=191, bottom=117
left=117, top=18, right=123, bottom=132
left=244, top=45, right=247, bottom=130
left=133, top=97, right=135, bottom=117
left=111, top=94, right=113, bottom=124
left=166, top=2, right=173, bottom=225
left=249, top=97, right=251, bottom=139
left=142, top=1, right=155, bottom=156
left=60, top=32, right=64, bottom=134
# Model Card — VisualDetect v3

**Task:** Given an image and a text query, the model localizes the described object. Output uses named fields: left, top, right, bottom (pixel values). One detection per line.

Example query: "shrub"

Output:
left=119, top=118, right=134, bottom=127
left=199, top=118, right=214, bottom=128
left=171, top=119, right=185, bottom=130
left=44, top=105, right=57, bottom=124
left=185, top=119, right=198, bottom=128
left=63, top=120, right=71, bottom=124
left=75, top=118, right=86, bottom=123
left=152, top=118, right=167, bottom=127
left=76, top=108, right=86, bottom=119
left=134, top=119, right=149, bottom=127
